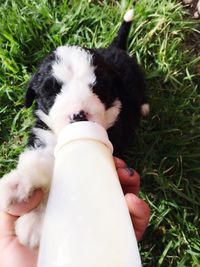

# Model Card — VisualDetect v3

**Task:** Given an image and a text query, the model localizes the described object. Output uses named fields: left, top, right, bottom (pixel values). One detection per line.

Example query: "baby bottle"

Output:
left=37, top=121, right=142, bottom=267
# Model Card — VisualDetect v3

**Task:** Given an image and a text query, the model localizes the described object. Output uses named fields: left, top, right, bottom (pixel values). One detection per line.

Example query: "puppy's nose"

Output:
left=72, top=111, right=88, bottom=122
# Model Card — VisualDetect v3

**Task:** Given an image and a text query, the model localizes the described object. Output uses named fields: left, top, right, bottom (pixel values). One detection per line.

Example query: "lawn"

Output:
left=0, top=0, right=200, bottom=266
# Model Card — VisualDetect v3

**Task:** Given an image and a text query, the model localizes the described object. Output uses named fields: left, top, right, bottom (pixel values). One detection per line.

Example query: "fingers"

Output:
left=117, top=167, right=140, bottom=195
left=7, top=189, right=44, bottom=217
left=115, top=157, right=140, bottom=195
left=125, top=193, right=150, bottom=241
left=7, top=189, right=44, bottom=216
left=0, top=190, right=44, bottom=239
left=0, top=211, right=17, bottom=238
left=113, top=157, right=127, bottom=168
left=115, top=157, right=150, bottom=240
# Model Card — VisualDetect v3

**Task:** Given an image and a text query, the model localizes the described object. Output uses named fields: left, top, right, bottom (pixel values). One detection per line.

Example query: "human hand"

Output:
left=114, top=157, right=150, bottom=241
left=0, top=190, right=43, bottom=267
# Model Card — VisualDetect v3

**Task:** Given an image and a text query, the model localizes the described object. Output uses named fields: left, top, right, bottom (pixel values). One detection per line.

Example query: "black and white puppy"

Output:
left=0, top=9, right=149, bottom=248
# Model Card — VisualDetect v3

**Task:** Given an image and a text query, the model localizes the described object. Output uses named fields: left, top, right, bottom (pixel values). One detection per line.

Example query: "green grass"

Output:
left=0, top=0, right=200, bottom=266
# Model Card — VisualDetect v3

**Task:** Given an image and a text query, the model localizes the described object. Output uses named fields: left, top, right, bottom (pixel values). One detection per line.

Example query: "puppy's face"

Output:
left=26, top=46, right=122, bottom=135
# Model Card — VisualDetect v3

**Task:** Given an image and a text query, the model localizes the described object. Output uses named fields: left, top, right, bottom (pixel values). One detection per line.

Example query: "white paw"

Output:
left=15, top=207, right=44, bottom=248
left=141, top=103, right=150, bottom=117
left=0, top=148, right=54, bottom=211
left=0, top=170, right=34, bottom=210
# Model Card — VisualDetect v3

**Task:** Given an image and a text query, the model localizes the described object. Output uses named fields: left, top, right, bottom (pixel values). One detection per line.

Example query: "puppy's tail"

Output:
left=110, top=9, right=133, bottom=50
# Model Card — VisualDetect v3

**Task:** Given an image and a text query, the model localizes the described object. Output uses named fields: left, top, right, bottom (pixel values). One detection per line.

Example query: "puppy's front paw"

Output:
left=15, top=208, right=44, bottom=248
left=0, top=170, right=34, bottom=211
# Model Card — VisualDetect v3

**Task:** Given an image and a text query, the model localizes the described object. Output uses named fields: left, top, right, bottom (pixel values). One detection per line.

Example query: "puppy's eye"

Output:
left=42, top=77, right=62, bottom=96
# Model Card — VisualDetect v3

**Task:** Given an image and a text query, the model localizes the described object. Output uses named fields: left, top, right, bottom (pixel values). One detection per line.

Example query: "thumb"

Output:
left=7, top=189, right=43, bottom=216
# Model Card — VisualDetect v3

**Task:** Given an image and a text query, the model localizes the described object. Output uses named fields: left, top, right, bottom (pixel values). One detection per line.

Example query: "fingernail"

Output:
left=125, top=167, right=135, bottom=176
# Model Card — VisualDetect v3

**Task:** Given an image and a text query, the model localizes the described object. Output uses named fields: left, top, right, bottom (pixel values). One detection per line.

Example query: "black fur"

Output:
left=25, top=53, right=62, bottom=113
left=95, top=47, right=146, bottom=156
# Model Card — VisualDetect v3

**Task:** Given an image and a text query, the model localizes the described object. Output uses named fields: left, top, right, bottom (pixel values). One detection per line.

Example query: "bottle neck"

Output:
left=54, top=122, right=113, bottom=157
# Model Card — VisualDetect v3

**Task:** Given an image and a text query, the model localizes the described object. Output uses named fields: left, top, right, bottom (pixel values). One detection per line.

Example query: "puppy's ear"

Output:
left=25, top=86, right=36, bottom=108
left=24, top=52, right=56, bottom=108
left=24, top=74, right=37, bottom=108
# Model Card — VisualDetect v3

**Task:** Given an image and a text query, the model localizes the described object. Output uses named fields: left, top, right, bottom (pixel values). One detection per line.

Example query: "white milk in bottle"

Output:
left=37, top=121, right=142, bottom=267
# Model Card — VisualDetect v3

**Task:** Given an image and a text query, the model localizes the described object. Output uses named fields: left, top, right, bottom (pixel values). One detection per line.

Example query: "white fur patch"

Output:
left=141, top=103, right=150, bottom=117
left=15, top=203, right=45, bottom=248
left=0, top=170, right=20, bottom=209
left=124, top=9, right=134, bottom=22
left=193, top=11, right=199, bottom=18
left=18, top=148, right=54, bottom=192
left=32, top=127, right=56, bottom=150
left=53, top=46, right=95, bottom=85
left=105, top=99, right=122, bottom=128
